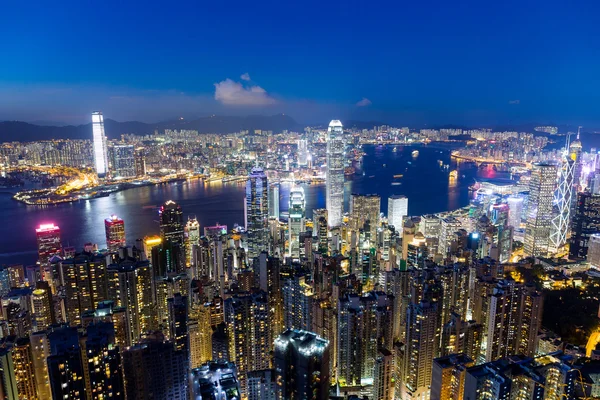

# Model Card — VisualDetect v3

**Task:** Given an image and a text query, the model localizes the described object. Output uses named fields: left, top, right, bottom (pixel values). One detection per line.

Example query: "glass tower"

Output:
left=326, top=120, right=345, bottom=228
left=91, top=111, right=109, bottom=177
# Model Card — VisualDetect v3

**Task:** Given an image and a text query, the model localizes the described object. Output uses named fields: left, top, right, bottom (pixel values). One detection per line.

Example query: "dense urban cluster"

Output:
left=4, top=115, right=600, bottom=400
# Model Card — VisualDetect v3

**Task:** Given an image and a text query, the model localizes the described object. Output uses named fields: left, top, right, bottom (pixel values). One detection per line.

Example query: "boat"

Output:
left=392, top=147, right=397, bottom=152
left=412, top=150, right=419, bottom=157
left=391, top=182, right=402, bottom=186
left=393, top=174, right=404, bottom=178
left=449, top=170, right=458, bottom=179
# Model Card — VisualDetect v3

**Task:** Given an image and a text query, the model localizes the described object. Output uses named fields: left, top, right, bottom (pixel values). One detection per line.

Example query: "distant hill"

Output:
left=0, top=114, right=302, bottom=141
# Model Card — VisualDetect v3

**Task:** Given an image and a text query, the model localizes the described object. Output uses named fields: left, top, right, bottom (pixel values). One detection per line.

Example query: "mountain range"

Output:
left=0, top=114, right=303, bottom=142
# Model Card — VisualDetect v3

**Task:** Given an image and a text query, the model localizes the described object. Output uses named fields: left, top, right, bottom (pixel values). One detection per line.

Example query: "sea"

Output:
left=0, top=144, right=506, bottom=265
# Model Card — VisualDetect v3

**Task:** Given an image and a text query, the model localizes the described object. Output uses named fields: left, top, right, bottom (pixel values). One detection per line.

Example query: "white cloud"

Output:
left=356, top=97, right=372, bottom=107
left=508, top=99, right=520, bottom=105
left=214, top=78, right=277, bottom=106
left=240, top=73, right=251, bottom=81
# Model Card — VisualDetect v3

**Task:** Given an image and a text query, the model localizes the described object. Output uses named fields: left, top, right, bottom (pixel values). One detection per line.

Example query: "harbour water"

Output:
left=0, top=144, right=501, bottom=265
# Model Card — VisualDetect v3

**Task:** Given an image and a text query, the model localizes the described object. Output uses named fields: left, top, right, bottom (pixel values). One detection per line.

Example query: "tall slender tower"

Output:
left=246, top=167, right=269, bottom=260
left=159, top=200, right=185, bottom=274
left=91, top=111, right=109, bottom=177
left=326, top=120, right=345, bottom=228
left=550, top=135, right=575, bottom=252
left=524, top=163, right=556, bottom=256
left=36, top=223, right=62, bottom=265
left=288, top=186, right=305, bottom=259
left=388, top=195, right=408, bottom=233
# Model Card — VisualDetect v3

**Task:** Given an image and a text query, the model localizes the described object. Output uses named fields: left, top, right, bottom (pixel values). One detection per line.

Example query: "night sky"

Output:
left=1, top=0, right=599, bottom=126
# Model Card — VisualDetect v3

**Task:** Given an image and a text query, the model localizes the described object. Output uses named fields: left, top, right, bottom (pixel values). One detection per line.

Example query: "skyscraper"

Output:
left=36, top=223, right=62, bottom=266
left=506, top=195, right=523, bottom=229
left=185, top=217, right=200, bottom=268
left=550, top=142, right=575, bottom=252
left=297, top=139, right=308, bottom=166
left=269, top=183, right=280, bottom=219
left=350, top=193, right=381, bottom=241
left=92, top=111, right=109, bottom=177
left=274, top=329, right=330, bottom=400
left=159, top=200, right=185, bottom=274
left=288, top=186, right=305, bottom=259
left=524, top=163, right=556, bottom=256
left=246, top=167, right=269, bottom=260
left=388, top=194, right=408, bottom=232
left=570, top=192, right=600, bottom=259
left=111, top=144, right=136, bottom=178
left=105, top=214, right=126, bottom=252
left=326, top=120, right=345, bottom=228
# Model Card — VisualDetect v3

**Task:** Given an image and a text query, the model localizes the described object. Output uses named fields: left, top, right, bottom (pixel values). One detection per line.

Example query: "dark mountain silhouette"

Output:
left=0, top=114, right=302, bottom=141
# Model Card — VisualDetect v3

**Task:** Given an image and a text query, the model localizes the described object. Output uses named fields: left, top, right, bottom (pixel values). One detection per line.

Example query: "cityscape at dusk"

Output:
left=2, top=1, right=600, bottom=400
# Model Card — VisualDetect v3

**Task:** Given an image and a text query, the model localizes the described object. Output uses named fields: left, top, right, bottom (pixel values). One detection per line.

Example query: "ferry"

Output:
left=449, top=170, right=458, bottom=179
left=391, top=182, right=402, bottom=186
left=412, top=150, right=419, bottom=157
left=393, top=174, right=404, bottom=179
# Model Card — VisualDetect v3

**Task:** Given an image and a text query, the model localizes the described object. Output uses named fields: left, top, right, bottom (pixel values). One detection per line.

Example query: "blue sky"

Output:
left=1, top=0, right=599, bottom=126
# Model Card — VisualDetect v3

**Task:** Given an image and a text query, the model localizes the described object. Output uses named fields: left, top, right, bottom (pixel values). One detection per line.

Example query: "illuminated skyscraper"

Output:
left=507, top=195, right=524, bottom=229
left=388, top=195, right=408, bottom=232
left=92, top=111, right=109, bottom=177
left=31, top=281, right=54, bottom=331
left=185, top=217, right=200, bottom=268
left=274, top=329, right=330, bottom=400
left=551, top=138, right=576, bottom=252
left=84, top=322, right=124, bottom=399
left=134, top=147, right=147, bottom=177
left=570, top=192, right=600, bottom=259
left=297, top=139, right=308, bottom=166
left=350, top=193, right=381, bottom=241
left=524, top=163, right=556, bottom=256
left=288, top=186, right=305, bottom=259
left=36, top=223, right=62, bottom=266
left=105, top=214, right=126, bottom=252
left=159, top=200, right=185, bottom=274
left=269, top=183, right=280, bottom=219
left=111, top=144, right=136, bottom=178
left=326, top=120, right=345, bottom=228
left=246, top=167, right=269, bottom=260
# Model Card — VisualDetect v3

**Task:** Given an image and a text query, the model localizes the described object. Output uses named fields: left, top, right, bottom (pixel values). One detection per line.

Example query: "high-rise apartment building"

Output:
left=388, top=194, right=408, bottom=232
left=274, top=329, right=330, bottom=400
left=326, top=120, right=345, bottom=228
left=246, top=167, right=269, bottom=260
left=105, top=214, right=126, bottom=252
left=431, top=354, right=473, bottom=400
left=111, top=144, right=136, bottom=178
left=185, top=216, right=200, bottom=268
left=91, top=111, right=109, bottom=177
left=524, top=163, right=556, bottom=256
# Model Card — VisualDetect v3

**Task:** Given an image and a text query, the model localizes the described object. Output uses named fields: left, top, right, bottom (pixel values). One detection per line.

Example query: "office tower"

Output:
left=30, top=331, right=51, bottom=399
left=36, top=223, right=62, bottom=266
left=313, top=208, right=329, bottom=254
left=31, top=281, right=54, bottom=331
left=274, top=329, right=330, bottom=400
left=59, top=254, right=108, bottom=326
left=106, top=259, right=155, bottom=345
left=570, top=130, right=583, bottom=191
left=588, top=234, right=600, bottom=268
left=47, top=326, right=86, bottom=399
left=439, top=217, right=461, bottom=258
left=159, top=200, right=185, bottom=274
left=105, top=214, right=126, bottom=252
left=246, top=167, right=269, bottom=260
left=570, top=192, right=600, bottom=259
left=298, top=138, right=308, bottom=165
left=507, top=195, right=524, bottom=229
left=431, top=354, right=473, bottom=400
left=524, top=163, right=556, bottom=256
left=92, top=111, right=109, bottom=177
left=134, top=147, right=146, bottom=177
left=185, top=216, right=200, bottom=268
left=550, top=144, right=575, bottom=251
left=400, top=300, right=441, bottom=399
left=84, top=322, right=124, bottom=399
left=269, top=183, right=280, bottom=219
left=350, top=194, right=381, bottom=241
left=388, top=194, right=408, bottom=232
left=326, top=120, right=345, bottom=228
left=288, top=186, right=306, bottom=259
left=282, top=267, right=313, bottom=331
left=122, top=333, right=188, bottom=400
left=168, top=293, right=188, bottom=356
left=224, top=292, right=272, bottom=394
left=337, top=292, right=394, bottom=387
left=111, top=144, right=136, bottom=178
left=373, top=348, right=394, bottom=400
left=247, top=369, right=277, bottom=400
left=190, top=361, right=241, bottom=399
